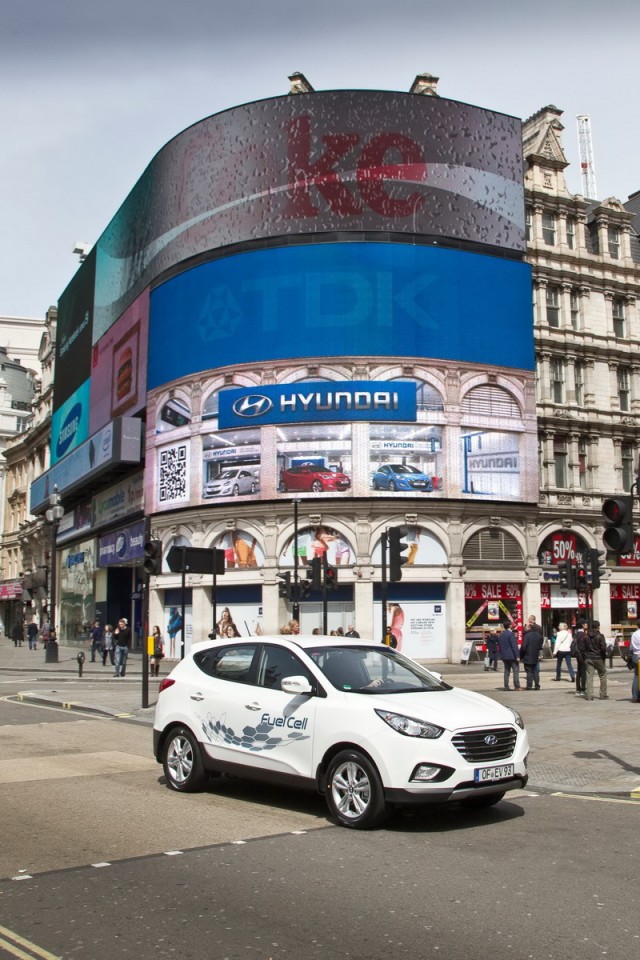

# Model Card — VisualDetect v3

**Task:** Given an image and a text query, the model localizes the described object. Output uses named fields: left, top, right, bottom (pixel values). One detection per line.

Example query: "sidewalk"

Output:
left=2, top=639, right=639, bottom=799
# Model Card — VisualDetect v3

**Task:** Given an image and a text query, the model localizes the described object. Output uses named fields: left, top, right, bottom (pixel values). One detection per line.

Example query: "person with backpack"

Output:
left=578, top=620, right=608, bottom=701
left=150, top=625, right=164, bottom=678
left=571, top=621, right=588, bottom=697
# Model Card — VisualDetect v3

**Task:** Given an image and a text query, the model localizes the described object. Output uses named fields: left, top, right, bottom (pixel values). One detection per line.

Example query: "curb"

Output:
left=14, top=692, right=154, bottom=722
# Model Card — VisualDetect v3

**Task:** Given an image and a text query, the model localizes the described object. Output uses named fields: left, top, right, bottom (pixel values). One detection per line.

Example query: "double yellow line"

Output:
left=0, top=924, right=60, bottom=960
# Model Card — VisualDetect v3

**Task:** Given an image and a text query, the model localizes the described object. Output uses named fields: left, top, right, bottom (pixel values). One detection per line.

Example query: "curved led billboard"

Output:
left=94, top=90, right=524, bottom=337
left=148, top=242, right=533, bottom=388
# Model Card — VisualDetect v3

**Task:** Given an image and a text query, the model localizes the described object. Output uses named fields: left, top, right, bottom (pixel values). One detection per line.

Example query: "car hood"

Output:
left=370, top=687, right=518, bottom=731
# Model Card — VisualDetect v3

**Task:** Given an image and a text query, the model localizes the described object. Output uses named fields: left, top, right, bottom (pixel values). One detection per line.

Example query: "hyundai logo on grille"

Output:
left=484, top=734, right=499, bottom=746
left=231, top=395, right=274, bottom=418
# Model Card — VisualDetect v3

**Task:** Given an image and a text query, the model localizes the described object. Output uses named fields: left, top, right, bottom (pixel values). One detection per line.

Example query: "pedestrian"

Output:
left=520, top=621, right=544, bottom=690
left=113, top=618, right=131, bottom=677
left=90, top=620, right=103, bottom=662
left=102, top=624, right=115, bottom=666
left=486, top=629, right=499, bottom=671
left=605, top=634, right=616, bottom=669
left=629, top=624, right=640, bottom=703
left=12, top=622, right=23, bottom=647
left=345, top=625, right=360, bottom=638
left=571, top=622, right=588, bottom=696
left=497, top=621, right=521, bottom=690
left=40, top=620, right=50, bottom=648
left=579, top=620, right=608, bottom=701
left=27, top=621, right=38, bottom=651
left=150, top=625, right=164, bottom=678
left=288, top=619, right=300, bottom=635
left=552, top=622, right=576, bottom=681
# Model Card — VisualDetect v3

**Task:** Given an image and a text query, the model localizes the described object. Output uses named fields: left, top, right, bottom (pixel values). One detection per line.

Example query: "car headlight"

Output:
left=375, top=709, right=444, bottom=739
left=508, top=707, right=525, bottom=730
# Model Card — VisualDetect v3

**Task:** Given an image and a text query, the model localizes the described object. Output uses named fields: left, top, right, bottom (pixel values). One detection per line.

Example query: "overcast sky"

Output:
left=1, top=0, right=638, bottom=319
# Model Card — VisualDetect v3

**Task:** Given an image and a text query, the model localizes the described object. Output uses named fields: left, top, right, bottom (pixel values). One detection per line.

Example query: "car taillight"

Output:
left=158, top=678, right=175, bottom=694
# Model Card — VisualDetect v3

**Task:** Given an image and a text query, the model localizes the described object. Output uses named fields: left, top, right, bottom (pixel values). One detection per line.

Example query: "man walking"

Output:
left=520, top=620, right=544, bottom=689
left=90, top=620, right=103, bottom=662
left=572, top=621, right=588, bottom=696
left=113, top=618, right=131, bottom=678
left=27, top=621, right=38, bottom=651
left=345, top=625, right=360, bottom=638
left=579, top=620, right=608, bottom=701
left=498, top=621, right=521, bottom=690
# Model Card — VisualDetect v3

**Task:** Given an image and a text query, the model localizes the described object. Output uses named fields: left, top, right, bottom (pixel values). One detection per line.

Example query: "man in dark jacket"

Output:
left=497, top=622, right=521, bottom=690
left=578, top=620, right=608, bottom=701
left=113, top=618, right=131, bottom=678
left=520, top=623, right=544, bottom=690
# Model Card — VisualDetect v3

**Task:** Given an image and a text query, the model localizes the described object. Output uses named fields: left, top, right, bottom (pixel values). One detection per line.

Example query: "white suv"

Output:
left=153, top=636, right=529, bottom=829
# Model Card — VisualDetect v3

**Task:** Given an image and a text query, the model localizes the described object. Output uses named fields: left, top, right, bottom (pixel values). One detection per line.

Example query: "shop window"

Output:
left=463, top=529, right=524, bottom=566
left=461, top=385, right=519, bottom=419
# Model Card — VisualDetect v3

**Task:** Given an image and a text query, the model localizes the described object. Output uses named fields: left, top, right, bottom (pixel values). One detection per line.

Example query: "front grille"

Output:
left=452, top=726, right=517, bottom=762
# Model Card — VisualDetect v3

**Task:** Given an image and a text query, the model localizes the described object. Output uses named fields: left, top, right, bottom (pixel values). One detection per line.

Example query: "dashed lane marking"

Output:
left=552, top=791, right=640, bottom=805
left=0, top=924, right=62, bottom=960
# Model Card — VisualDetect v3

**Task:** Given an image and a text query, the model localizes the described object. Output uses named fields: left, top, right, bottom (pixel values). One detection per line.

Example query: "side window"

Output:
left=193, top=644, right=258, bottom=683
left=257, top=645, right=314, bottom=690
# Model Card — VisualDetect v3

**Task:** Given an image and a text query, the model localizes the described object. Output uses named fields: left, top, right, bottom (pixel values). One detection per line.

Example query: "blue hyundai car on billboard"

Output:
left=371, top=464, right=433, bottom=492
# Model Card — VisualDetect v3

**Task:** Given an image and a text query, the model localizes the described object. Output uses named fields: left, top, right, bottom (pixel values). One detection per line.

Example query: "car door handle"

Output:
left=190, top=694, right=204, bottom=701
left=245, top=701, right=262, bottom=710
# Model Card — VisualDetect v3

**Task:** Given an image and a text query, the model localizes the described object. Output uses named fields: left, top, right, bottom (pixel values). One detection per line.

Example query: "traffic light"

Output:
left=277, top=571, right=291, bottom=599
left=589, top=548, right=607, bottom=589
left=558, top=560, right=577, bottom=590
left=308, top=557, right=322, bottom=591
left=557, top=560, right=568, bottom=587
left=388, top=525, right=410, bottom=582
left=325, top=564, right=338, bottom=591
left=143, top=540, right=163, bottom=575
left=575, top=563, right=588, bottom=592
left=299, top=579, right=312, bottom=599
left=602, top=495, right=634, bottom=554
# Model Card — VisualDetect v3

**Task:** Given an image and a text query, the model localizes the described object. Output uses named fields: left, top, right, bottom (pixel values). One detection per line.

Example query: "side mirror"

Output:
left=281, top=676, right=313, bottom=696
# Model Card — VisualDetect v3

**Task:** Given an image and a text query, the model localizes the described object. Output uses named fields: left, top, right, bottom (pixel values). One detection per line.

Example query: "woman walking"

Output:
left=552, top=621, right=575, bottom=682
left=102, top=624, right=115, bottom=666
left=150, top=625, right=164, bottom=677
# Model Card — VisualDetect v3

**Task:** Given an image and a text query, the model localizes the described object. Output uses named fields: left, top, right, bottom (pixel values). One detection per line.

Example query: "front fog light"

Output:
left=411, top=765, right=443, bottom=782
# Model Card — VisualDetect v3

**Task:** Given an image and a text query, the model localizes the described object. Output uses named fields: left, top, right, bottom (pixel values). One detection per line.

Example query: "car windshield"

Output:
left=219, top=470, right=237, bottom=479
left=308, top=645, right=450, bottom=694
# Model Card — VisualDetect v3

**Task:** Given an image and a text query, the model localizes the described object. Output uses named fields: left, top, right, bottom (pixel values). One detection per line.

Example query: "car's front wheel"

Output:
left=388, top=480, right=396, bottom=491
left=325, top=750, right=387, bottom=829
left=461, top=791, right=506, bottom=809
left=162, top=726, right=206, bottom=792
left=311, top=480, right=323, bottom=492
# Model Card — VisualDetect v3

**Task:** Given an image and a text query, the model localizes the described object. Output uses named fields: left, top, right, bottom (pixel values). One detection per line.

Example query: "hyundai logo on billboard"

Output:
left=218, top=382, right=416, bottom=428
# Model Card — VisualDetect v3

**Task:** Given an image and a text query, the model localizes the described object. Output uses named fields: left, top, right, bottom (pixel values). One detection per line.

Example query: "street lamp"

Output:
left=45, top=485, right=64, bottom=661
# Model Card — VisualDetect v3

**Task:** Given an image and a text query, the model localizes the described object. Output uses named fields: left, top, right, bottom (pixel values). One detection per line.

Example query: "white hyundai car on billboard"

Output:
left=153, top=636, right=529, bottom=829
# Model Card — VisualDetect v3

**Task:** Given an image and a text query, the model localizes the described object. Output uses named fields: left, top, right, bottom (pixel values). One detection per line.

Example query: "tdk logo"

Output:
left=56, top=403, right=82, bottom=458
left=232, top=395, right=274, bottom=418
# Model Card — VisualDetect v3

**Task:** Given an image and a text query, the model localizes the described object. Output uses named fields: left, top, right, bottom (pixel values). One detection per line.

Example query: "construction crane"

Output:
left=577, top=115, right=598, bottom=200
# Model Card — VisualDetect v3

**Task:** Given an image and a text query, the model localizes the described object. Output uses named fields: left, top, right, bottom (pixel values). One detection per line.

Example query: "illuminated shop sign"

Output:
left=50, top=380, right=91, bottom=465
left=98, top=521, right=145, bottom=567
left=149, top=243, right=533, bottom=387
left=218, top=382, right=416, bottom=428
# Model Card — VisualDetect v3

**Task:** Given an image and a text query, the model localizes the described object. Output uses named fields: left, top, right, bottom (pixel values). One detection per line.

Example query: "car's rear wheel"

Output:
left=163, top=726, right=206, bottom=792
left=461, top=791, right=506, bottom=809
left=325, top=750, right=387, bottom=829
left=311, top=480, right=323, bottom=492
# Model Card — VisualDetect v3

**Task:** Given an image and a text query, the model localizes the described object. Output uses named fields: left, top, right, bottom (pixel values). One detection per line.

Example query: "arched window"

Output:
left=464, top=529, right=524, bottom=567
left=462, top=385, right=520, bottom=419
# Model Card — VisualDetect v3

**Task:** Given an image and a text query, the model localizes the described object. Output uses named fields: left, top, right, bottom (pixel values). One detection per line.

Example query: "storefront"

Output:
left=465, top=582, right=524, bottom=646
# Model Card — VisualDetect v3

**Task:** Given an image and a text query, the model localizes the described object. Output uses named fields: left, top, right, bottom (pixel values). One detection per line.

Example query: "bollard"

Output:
left=77, top=651, right=85, bottom=677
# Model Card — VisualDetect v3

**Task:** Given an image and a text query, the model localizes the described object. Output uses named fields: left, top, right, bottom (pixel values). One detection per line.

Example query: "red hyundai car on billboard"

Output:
left=280, top=463, right=351, bottom=493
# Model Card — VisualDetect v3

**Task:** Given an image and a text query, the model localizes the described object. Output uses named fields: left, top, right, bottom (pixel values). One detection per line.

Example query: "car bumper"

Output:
left=384, top=773, right=528, bottom=805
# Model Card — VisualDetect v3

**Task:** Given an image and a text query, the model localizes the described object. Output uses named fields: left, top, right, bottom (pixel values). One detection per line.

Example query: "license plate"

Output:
left=474, top=763, right=514, bottom=782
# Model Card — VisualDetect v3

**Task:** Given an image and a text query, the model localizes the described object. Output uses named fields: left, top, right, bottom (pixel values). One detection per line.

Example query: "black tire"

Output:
left=162, top=726, right=206, bottom=792
left=325, top=750, right=387, bottom=829
left=311, top=480, right=323, bottom=493
left=232, top=484, right=240, bottom=496
left=461, top=791, right=506, bottom=809
left=388, top=480, right=396, bottom=491
left=250, top=482, right=257, bottom=493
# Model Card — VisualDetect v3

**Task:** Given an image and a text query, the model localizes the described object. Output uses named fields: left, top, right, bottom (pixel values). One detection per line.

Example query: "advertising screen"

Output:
left=53, top=248, right=95, bottom=411
left=94, top=91, right=524, bottom=336
left=148, top=243, right=533, bottom=388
